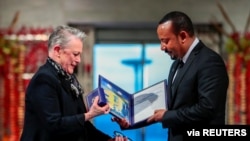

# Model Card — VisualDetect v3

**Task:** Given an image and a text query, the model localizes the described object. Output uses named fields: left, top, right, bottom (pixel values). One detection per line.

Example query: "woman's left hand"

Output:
left=108, top=136, right=128, bottom=141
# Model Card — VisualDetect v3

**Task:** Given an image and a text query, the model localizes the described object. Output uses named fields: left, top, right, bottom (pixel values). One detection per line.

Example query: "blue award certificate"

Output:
left=98, top=75, right=131, bottom=122
left=85, top=75, right=168, bottom=125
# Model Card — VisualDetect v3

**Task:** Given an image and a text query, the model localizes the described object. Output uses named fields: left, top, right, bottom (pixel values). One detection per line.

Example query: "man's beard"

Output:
left=171, top=55, right=177, bottom=60
left=165, top=50, right=177, bottom=60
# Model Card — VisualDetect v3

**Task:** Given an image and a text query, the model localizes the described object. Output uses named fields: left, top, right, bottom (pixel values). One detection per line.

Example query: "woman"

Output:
left=20, top=25, right=127, bottom=141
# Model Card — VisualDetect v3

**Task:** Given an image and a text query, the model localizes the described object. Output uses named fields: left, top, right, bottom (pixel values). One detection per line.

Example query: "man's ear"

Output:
left=180, top=31, right=187, bottom=39
left=179, top=31, right=187, bottom=43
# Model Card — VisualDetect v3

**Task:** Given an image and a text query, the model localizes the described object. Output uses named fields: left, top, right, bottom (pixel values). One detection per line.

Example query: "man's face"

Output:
left=157, top=21, right=182, bottom=60
left=59, top=37, right=83, bottom=74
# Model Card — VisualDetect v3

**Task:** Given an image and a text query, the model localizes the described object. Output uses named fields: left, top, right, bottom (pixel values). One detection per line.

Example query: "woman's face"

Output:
left=59, top=37, right=83, bottom=74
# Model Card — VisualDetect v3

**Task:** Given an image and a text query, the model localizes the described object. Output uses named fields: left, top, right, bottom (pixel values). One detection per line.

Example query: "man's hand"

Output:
left=111, top=117, right=130, bottom=128
left=147, top=109, right=166, bottom=123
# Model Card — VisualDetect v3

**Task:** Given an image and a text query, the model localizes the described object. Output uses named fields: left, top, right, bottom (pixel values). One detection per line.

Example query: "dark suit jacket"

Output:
left=163, top=41, right=229, bottom=141
left=20, top=60, right=111, bottom=141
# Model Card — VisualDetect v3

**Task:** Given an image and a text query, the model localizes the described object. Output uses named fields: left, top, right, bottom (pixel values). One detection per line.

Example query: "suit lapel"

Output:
left=169, top=42, right=203, bottom=108
left=171, top=56, right=194, bottom=95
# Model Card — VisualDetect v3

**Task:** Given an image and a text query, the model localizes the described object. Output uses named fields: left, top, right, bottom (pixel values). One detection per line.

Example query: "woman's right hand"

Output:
left=85, top=96, right=110, bottom=121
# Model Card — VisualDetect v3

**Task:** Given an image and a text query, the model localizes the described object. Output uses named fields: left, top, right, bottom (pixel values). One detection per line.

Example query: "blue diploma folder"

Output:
left=85, top=75, right=168, bottom=125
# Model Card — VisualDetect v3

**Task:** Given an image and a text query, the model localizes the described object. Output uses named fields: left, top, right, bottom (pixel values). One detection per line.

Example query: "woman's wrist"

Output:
left=84, top=112, right=93, bottom=121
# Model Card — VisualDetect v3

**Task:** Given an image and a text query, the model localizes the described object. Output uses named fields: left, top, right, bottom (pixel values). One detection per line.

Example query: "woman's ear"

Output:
left=53, top=45, right=61, bottom=57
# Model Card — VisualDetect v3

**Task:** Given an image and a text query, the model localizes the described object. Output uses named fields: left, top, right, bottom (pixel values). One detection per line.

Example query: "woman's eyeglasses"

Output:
left=113, top=131, right=133, bottom=141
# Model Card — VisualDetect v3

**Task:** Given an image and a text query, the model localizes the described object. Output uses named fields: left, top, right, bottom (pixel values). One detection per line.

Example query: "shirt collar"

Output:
left=182, top=37, right=199, bottom=63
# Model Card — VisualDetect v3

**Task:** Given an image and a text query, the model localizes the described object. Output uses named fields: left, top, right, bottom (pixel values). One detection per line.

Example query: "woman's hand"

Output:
left=85, top=96, right=110, bottom=121
left=108, top=136, right=128, bottom=141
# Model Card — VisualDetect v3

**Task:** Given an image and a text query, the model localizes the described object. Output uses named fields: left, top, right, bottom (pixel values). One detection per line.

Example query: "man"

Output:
left=114, top=11, right=229, bottom=141
left=20, top=25, right=127, bottom=141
